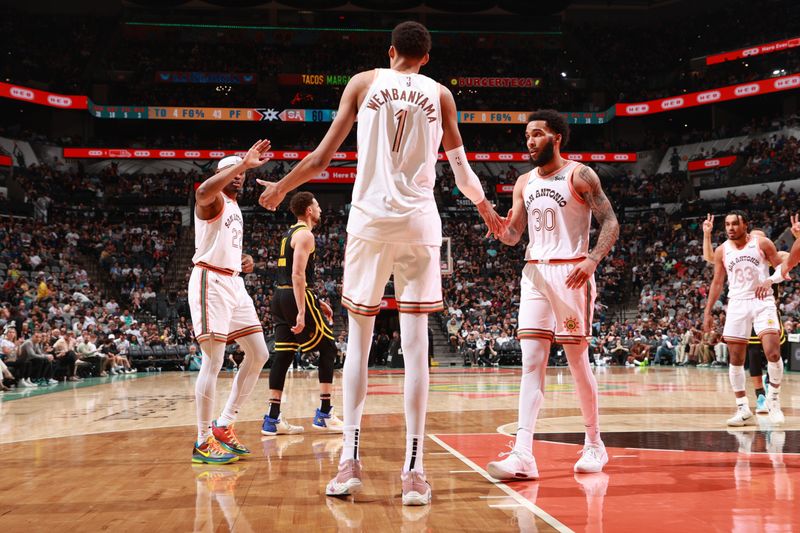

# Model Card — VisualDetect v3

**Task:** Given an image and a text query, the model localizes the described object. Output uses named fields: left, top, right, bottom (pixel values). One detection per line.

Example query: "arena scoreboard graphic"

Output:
left=5, top=72, right=799, bottom=123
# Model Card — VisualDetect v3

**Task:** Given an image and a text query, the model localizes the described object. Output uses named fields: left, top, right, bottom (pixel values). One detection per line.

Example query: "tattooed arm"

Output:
left=564, top=164, right=620, bottom=289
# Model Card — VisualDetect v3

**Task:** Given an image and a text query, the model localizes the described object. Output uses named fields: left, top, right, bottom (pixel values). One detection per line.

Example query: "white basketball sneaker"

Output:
left=486, top=447, right=539, bottom=480
left=574, top=442, right=608, bottom=473
left=727, top=407, right=757, bottom=427
left=767, top=394, right=785, bottom=425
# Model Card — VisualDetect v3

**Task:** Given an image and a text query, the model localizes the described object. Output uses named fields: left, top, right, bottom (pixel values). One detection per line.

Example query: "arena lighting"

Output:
left=124, top=22, right=561, bottom=36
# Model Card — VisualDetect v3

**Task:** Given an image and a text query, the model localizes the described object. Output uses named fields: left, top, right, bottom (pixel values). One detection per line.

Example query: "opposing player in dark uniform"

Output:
left=261, top=191, right=343, bottom=435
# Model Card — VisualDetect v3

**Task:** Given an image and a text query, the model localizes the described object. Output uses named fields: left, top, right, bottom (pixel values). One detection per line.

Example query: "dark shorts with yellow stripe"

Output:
left=271, top=287, right=334, bottom=353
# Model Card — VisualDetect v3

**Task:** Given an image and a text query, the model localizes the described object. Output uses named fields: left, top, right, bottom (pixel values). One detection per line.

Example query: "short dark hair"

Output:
left=391, top=21, right=431, bottom=59
left=289, top=191, right=315, bottom=218
left=527, top=109, right=570, bottom=148
left=726, top=210, right=749, bottom=226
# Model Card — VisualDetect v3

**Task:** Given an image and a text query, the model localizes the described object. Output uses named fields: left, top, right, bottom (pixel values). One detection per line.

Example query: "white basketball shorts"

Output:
left=342, top=234, right=443, bottom=315
left=188, top=265, right=262, bottom=344
left=517, top=262, right=596, bottom=345
left=722, top=298, right=779, bottom=343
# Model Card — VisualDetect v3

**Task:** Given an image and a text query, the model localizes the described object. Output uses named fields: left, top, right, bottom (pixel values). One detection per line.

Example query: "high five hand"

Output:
left=243, top=139, right=272, bottom=169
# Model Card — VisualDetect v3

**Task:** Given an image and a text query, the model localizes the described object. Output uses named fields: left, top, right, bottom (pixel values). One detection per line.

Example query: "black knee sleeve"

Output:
left=747, top=344, right=763, bottom=377
left=317, top=338, right=336, bottom=384
left=268, top=349, right=296, bottom=391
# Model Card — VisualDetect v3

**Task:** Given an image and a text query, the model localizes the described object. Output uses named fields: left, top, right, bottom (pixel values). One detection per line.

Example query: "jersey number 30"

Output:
left=531, top=208, right=557, bottom=231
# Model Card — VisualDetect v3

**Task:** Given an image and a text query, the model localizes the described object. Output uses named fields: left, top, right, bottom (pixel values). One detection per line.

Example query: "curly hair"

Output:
left=391, top=21, right=431, bottom=59
left=528, top=109, right=570, bottom=148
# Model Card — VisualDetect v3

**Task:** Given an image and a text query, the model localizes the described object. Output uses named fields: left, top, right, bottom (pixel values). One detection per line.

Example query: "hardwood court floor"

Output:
left=0, top=366, right=797, bottom=532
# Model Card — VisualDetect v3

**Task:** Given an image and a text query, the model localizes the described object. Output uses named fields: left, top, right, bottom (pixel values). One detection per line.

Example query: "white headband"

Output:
left=217, top=155, right=243, bottom=170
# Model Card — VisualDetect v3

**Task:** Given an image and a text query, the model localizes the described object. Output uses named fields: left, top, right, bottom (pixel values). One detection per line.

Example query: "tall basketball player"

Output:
left=704, top=211, right=785, bottom=426
left=189, top=141, right=272, bottom=464
left=487, top=110, right=619, bottom=480
left=261, top=191, right=343, bottom=436
left=257, top=22, right=504, bottom=505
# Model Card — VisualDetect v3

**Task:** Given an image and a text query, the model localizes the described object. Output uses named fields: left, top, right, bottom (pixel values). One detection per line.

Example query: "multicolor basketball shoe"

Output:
left=192, top=435, right=239, bottom=465
left=212, top=421, right=252, bottom=457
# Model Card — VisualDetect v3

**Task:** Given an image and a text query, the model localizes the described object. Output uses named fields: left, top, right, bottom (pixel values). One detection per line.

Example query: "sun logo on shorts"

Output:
left=768, top=319, right=775, bottom=325
left=563, top=316, right=579, bottom=333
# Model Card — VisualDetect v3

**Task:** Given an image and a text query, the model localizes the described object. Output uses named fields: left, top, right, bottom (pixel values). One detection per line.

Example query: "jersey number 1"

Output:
left=392, top=109, right=409, bottom=153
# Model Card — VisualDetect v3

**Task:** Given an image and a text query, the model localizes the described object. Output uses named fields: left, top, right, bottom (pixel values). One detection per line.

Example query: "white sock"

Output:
left=564, top=344, right=601, bottom=445
left=736, top=395, right=750, bottom=410
left=514, top=338, right=549, bottom=456
left=767, top=359, right=783, bottom=392
left=218, top=333, right=269, bottom=427
left=401, top=313, right=430, bottom=472
left=195, top=340, right=226, bottom=443
left=340, top=313, right=375, bottom=464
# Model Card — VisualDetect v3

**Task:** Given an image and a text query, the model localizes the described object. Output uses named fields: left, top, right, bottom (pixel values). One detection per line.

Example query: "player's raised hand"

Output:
left=790, top=213, right=800, bottom=239
left=257, top=179, right=286, bottom=211
left=476, top=199, right=505, bottom=238
left=243, top=139, right=272, bottom=169
left=702, top=213, right=714, bottom=234
left=291, top=311, right=305, bottom=335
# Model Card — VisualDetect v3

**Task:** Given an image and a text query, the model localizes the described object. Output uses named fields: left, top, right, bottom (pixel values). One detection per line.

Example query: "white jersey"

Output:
left=192, top=194, right=244, bottom=274
left=723, top=235, right=771, bottom=300
left=523, top=161, right=591, bottom=261
left=347, top=68, right=444, bottom=245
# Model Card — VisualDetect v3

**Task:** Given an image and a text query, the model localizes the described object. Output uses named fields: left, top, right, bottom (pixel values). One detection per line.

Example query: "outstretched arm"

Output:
left=258, top=71, right=371, bottom=210
left=440, top=85, right=505, bottom=238
left=564, top=164, right=620, bottom=289
left=196, top=139, right=271, bottom=219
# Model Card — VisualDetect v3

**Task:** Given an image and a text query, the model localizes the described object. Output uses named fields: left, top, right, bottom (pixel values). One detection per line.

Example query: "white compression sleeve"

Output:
left=768, top=264, right=785, bottom=284
left=445, top=146, right=486, bottom=204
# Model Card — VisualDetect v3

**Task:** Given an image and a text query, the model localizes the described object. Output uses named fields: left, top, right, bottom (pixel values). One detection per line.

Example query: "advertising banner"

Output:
left=155, top=71, right=257, bottom=84
left=706, top=37, right=800, bottom=65
left=277, top=74, right=352, bottom=86
left=615, top=73, right=800, bottom=116
left=458, top=110, right=610, bottom=125
left=449, top=77, right=542, bottom=88
left=311, top=167, right=357, bottom=184
left=687, top=156, right=737, bottom=171
left=0, top=82, right=87, bottom=109
left=63, top=148, right=637, bottom=163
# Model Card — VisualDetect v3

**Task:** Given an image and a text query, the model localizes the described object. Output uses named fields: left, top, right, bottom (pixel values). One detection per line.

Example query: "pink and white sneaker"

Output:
left=574, top=442, right=608, bottom=473
left=326, top=459, right=363, bottom=497
left=486, top=448, right=539, bottom=480
left=401, top=470, right=431, bottom=506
